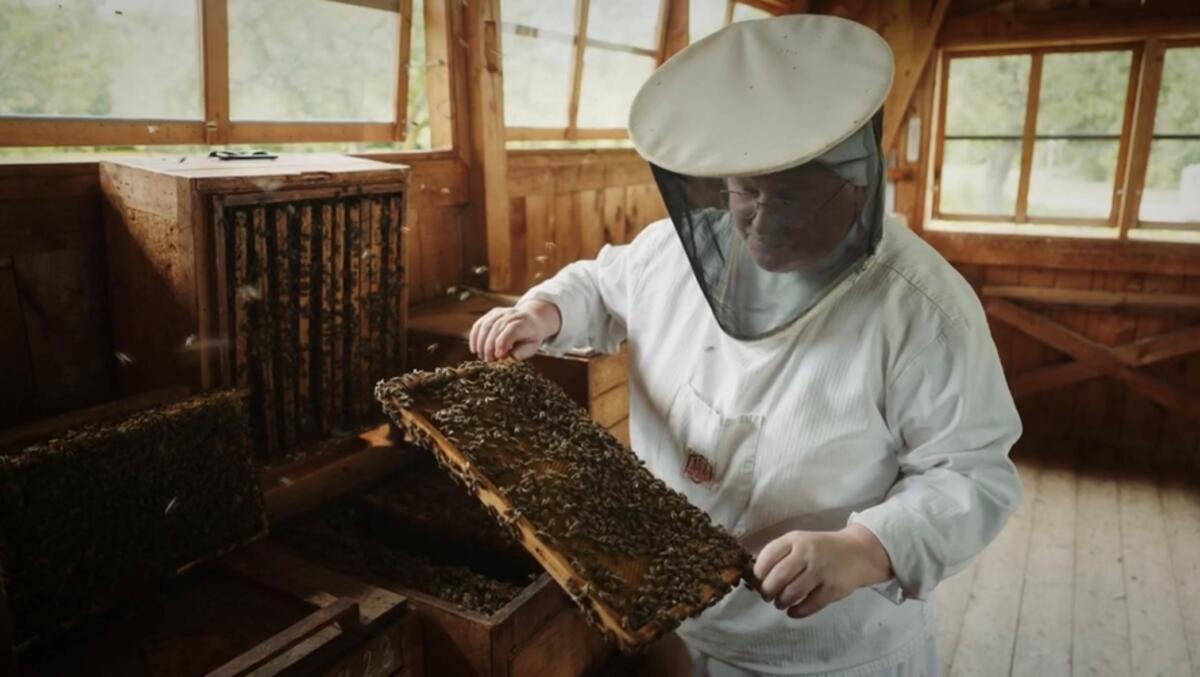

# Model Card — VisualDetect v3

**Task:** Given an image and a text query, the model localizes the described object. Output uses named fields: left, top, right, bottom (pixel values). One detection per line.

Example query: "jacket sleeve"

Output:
left=518, top=219, right=670, bottom=356
left=849, top=311, right=1023, bottom=602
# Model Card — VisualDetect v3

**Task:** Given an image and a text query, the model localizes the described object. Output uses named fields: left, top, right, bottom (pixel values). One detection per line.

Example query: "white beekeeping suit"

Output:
left=519, top=14, right=1022, bottom=677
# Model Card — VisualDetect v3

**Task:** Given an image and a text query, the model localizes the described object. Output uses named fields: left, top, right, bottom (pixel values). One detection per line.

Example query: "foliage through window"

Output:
left=935, top=40, right=1200, bottom=238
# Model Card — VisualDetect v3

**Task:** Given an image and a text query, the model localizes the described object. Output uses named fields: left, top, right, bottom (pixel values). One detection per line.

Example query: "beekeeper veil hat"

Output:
left=629, top=14, right=894, bottom=339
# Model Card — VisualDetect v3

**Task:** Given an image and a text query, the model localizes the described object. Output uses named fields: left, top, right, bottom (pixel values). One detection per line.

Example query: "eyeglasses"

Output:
left=719, top=181, right=849, bottom=222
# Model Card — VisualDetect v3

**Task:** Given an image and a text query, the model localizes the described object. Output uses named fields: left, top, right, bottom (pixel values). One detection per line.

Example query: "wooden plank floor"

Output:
left=935, top=445, right=1200, bottom=677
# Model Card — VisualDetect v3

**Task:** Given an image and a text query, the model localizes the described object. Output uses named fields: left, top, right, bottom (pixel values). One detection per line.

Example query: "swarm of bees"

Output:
left=375, top=361, right=752, bottom=652
left=0, top=390, right=266, bottom=645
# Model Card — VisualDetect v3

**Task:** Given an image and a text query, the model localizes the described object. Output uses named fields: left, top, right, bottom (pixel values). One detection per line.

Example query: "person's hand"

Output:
left=752, top=524, right=892, bottom=619
left=468, top=300, right=562, bottom=362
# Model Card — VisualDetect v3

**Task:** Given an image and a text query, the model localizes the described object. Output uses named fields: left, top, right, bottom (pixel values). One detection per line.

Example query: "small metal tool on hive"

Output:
left=375, top=360, right=752, bottom=653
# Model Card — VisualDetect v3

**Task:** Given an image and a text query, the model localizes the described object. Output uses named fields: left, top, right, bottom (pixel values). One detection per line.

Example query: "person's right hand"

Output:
left=468, top=300, right=562, bottom=362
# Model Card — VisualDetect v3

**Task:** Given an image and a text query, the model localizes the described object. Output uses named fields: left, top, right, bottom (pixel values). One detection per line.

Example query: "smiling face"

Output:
left=725, top=162, right=864, bottom=273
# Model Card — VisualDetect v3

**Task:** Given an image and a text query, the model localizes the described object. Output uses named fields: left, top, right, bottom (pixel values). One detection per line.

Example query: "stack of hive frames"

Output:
left=212, top=191, right=406, bottom=465
left=0, top=390, right=267, bottom=646
left=375, top=361, right=752, bottom=652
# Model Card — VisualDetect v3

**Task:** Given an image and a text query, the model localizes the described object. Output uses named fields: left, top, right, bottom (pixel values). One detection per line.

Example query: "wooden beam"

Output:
left=566, top=0, right=591, bottom=139
left=1013, top=52, right=1041, bottom=223
left=982, top=286, right=1200, bottom=314
left=925, top=230, right=1200, bottom=277
left=327, top=0, right=401, bottom=11
left=461, top=0, right=515, bottom=291
left=0, top=119, right=204, bottom=147
left=394, top=0, right=414, bottom=141
left=657, top=0, right=690, bottom=64
left=424, top=0, right=455, bottom=149
left=1011, top=325, right=1200, bottom=398
left=880, top=0, right=952, bottom=152
left=507, top=127, right=628, bottom=141
left=986, top=298, right=1200, bottom=420
left=200, top=0, right=230, bottom=145
left=939, top=6, right=1200, bottom=50
left=1117, top=39, right=1165, bottom=238
left=207, top=600, right=362, bottom=677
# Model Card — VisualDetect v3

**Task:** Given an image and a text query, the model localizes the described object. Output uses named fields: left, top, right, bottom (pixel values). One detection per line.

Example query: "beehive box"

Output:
left=408, top=295, right=630, bottom=447
left=376, top=361, right=752, bottom=653
left=0, top=389, right=266, bottom=648
left=272, top=458, right=611, bottom=677
left=13, top=543, right=421, bottom=677
left=101, top=154, right=409, bottom=464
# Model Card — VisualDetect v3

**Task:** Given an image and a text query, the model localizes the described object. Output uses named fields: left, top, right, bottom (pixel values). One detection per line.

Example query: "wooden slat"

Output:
left=276, top=206, right=297, bottom=449
left=933, top=558, right=981, bottom=675
left=982, top=285, right=1200, bottom=314
left=525, top=194, right=550, bottom=285
left=1159, top=474, right=1200, bottom=670
left=319, top=203, right=335, bottom=432
left=423, top=0, right=454, bottom=149
left=1072, top=444, right=1131, bottom=677
left=939, top=6, right=1200, bottom=49
left=579, top=189, right=605, bottom=259
left=207, top=599, right=361, bottom=677
left=331, top=203, right=347, bottom=428
left=1011, top=446, right=1075, bottom=676
left=395, top=0, right=414, bottom=141
left=590, top=383, right=629, bottom=430
left=1014, top=53, right=1042, bottom=223
left=1119, top=466, right=1193, bottom=676
left=1118, top=39, right=1165, bottom=239
left=657, top=0, right=690, bottom=64
left=352, top=199, right=368, bottom=422
left=924, top=230, right=1200, bottom=277
left=566, top=0, right=591, bottom=138
left=298, top=204, right=314, bottom=436
left=881, top=0, right=952, bottom=152
left=986, top=298, right=1200, bottom=420
left=0, top=262, right=36, bottom=429
left=950, top=458, right=1039, bottom=676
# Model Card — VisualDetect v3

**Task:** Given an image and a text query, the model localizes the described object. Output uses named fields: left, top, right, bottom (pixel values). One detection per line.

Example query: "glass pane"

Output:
left=939, top=139, right=1021, bottom=215
left=689, top=0, right=726, bottom=43
left=501, top=0, right=576, bottom=33
left=1154, top=47, right=1200, bottom=135
left=229, top=0, right=397, bottom=122
left=1037, top=51, right=1131, bottom=136
left=577, top=50, right=656, bottom=128
left=1140, top=139, right=1200, bottom=223
left=1026, top=139, right=1119, bottom=219
left=731, top=3, right=771, bottom=22
left=503, top=33, right=573, bottom=128
left=945, top=55, right=1030, bottom=137
left=0, top=0, right=200, bottom=119
left=587, top=0, right=661, bottom=50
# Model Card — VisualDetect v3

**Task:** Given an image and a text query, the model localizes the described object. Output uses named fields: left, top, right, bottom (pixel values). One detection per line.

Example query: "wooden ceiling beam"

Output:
left=940, top=5, right=1200, bottom=49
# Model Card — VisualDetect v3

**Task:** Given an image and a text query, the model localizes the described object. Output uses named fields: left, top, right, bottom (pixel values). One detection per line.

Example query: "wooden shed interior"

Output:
left=1, top=0, right=1199, bottom=675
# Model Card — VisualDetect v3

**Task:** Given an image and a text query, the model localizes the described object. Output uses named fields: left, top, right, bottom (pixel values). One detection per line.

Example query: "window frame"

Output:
left=0, top=0, right=424, bottom=148
left=932, top=37, right=1200, bottom=238
left=503, top=0, right=766, bottom=142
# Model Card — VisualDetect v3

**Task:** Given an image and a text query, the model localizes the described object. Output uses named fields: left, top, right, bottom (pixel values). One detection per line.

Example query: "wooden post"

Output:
left=879, top=0, right=951, bottom=153
left=394, top=0, right=414, bottom=141
left=200, top=0, right=230, bottom=145
left=424, top=0, right=455, bottom=149
left=1117, top=39, right=1165, bottom=238
left=459, top=0, right=515, bottom=292
left=657, top=0, right=691, bottom=64
left=566, top=0, right=591, bottom=140
left=1014, top=52, right=1043, bottom=223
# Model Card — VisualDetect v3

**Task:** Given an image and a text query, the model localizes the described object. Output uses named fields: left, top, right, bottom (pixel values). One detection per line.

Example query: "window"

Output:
left=501, top=0, right=663, bottom=141
left=690, top=0, right=770, bottom=44
left=1139, top=46, right=1200, bottom=229
left=934, top=39, right=1200, bottom=241
left=0, top=0, right=441, bottom=151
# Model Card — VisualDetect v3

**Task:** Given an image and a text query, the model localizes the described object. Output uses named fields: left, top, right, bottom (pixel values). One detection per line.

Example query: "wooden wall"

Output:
left=0, top=154, right=471, bottom=430
left=506, top=149, right=667, bottom=289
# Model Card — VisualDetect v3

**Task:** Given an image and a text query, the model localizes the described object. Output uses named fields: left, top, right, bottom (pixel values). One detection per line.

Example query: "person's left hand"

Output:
left=752, top=524, right=892, bottom=619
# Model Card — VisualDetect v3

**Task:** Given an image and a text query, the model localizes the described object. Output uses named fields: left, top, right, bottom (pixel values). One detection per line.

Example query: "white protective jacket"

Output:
left=520, top=217, right=1023, bottom=675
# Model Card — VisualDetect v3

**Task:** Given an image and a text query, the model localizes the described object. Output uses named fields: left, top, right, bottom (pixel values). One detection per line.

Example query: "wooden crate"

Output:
left=100, top=154, right=409, bottom=463
left=13, top=543, right=421, bottom=677
left=273, top=458, right=613, bottom=677
left=408, top=295, right=630, bottom=446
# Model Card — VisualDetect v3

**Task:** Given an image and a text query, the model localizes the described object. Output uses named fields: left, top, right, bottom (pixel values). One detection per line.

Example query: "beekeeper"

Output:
left=469, top=14, right=1021, bottom=677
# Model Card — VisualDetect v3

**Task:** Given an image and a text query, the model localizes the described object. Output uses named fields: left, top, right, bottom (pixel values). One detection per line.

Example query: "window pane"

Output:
left=503, top=33, right=573, bottom=128
left=731, top=3, right=771, bottom=22
left=939, top=139, right=1021, bottom=215
left=1027, top=140, right=1119, bottom=219
left=689, top=0, right=726, bottom=43
left=587, top=0, right=661, bottom=51
left=1037, top=51, right=1130, bottom=135
left=945, top=56, right=1030, bottom=137
left=406, top=0, right=431, bottom=149
left=501, top=0, right=575, bottom=33
left=229, top=0, right=397, bottom=122
left=0, top=0, right=200, bottom=119
left=1155, top=47, right=1200, bottom=135
left=577, top=50, right=656, bottom=129
left=1140, top=139, right=1200, bottom=223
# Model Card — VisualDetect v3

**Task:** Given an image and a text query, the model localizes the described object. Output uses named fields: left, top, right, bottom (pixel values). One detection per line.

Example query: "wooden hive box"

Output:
left=13, top=542, right=422, bottom=677
left=408, top=294, right=631, bottom=446
left=271, top=457, right=612, bottom=677
left=100, top=154, right=409, bottom=464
